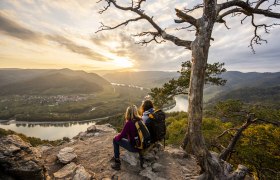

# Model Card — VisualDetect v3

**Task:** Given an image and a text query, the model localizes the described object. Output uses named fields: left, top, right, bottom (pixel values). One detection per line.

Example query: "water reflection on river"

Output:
left=166, top=96, right=188, bottom=112
left=0, top=120, right=97, bottom=140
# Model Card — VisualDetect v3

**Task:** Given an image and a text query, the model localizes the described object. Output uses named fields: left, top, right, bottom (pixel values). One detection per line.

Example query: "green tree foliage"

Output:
left=150, top=61, right=226, bottom=108
left=165, top=112, right=188, bottom=146
left=165, top=100, right=280, bottom=179
left=234, top=124, right=280, bottom=179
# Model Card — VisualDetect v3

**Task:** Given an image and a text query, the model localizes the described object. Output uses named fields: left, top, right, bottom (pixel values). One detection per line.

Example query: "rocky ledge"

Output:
left=0, top=135, right=45, bottom=180
left=0, top=124, right=200, bottom=180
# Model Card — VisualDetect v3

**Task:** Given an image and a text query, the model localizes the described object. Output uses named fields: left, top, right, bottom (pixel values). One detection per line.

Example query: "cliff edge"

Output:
left=0, top=124, right=200, bottom=180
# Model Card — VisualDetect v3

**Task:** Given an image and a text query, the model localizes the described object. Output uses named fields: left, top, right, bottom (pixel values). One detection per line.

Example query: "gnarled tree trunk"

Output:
left=188, top=33, right=224, bottom=180
left=186, top=1, right=228, bottom=179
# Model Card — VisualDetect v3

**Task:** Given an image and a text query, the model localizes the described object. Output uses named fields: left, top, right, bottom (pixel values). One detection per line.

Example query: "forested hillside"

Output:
left=205, top=71, right=280, bottom=102
left=0, top=69, right=110, bottom=95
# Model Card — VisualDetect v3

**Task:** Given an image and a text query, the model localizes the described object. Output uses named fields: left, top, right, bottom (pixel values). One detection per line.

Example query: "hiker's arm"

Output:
left=114, top=121, right=129, bottom=141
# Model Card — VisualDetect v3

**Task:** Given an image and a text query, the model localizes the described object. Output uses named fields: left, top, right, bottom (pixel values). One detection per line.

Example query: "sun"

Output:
left=113, top=57, right=133, bottom=68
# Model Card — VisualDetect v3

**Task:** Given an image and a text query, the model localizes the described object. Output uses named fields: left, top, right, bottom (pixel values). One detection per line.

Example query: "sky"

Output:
left=0, top=0, right=279, bottom=72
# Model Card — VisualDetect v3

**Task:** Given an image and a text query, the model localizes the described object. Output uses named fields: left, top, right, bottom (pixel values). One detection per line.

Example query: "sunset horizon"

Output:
left=1, top=1, right=280, bottom=72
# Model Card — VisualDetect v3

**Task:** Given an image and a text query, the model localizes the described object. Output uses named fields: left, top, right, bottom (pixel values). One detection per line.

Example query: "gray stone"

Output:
left=94, top=132, right=100, bottom=136
left=73, top=132, right=87, bottom=139
left=38, top=145, right=52, bottom=153
left=152, top=163, right=164, bottom=172
left=144, top=152, right=156, bottom=162
left=121, top=151, right=138, bottom=166
left=0, top=135, right=45, bottom=180
left=85, top=133, right=95, bottom=137
left=139, top=168, right=166, bottom=180
left=166, top=147, right=189, bottom=159
left=53, top=162, right=77, bottom=179
left=87, top=125, right=97, bottom=133
left=57, top=147, right=77, bottom=164
left=54, top=163, right=91, bottom=180
left=73, top=165, right=91, bottom=180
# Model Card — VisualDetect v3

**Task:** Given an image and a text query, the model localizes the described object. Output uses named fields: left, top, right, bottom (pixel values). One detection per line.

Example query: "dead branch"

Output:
left=249, top=14, right=280, bottom=53
left=255, top=0, right=268, bottom=9
left=217, top=128, right=239, bottom=138
left=132, top=31, right=165, bottom=45
left=97, top=0, right=192, bottom=49
left=95, top=17, right=144, bottom=33
left=219, top=113, right=257, bottom=161
left=175, top=9, right=198, bottom=29
left=183, top=3, right=204, bottom=13
left=216, top=8, right=250, bottom=22
left=257, top=118, right=280, bottom=126
left=175, top=24, right=196, bottom=31
left=218, top=0, right=280, bottom=18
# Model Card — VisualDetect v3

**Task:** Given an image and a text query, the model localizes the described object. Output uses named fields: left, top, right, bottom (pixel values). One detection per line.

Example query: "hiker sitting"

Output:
left=141, top=100, right=156, bottom=142
left=141, top=100, right=166, bottom=145
left=111, top=105, right=140, bottom=170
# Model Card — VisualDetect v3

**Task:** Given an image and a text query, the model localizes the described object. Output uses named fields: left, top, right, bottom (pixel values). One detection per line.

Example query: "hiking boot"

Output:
left=111, top=158, right=121, bottom=171
left=109, top=156, right=115, bottom=162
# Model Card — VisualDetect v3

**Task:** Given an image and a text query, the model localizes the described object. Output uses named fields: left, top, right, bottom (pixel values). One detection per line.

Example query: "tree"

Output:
left=150, top=61, right=226, bottom=108
left=97, top=0, right=280, bottom=178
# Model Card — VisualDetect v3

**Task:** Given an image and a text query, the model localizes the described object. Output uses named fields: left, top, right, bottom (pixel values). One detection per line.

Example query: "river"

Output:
left=0, top=119, right=101, bottom=140
left=166, top=96, right=188, bottom=112
left=0, top=95, right=188, bottom=140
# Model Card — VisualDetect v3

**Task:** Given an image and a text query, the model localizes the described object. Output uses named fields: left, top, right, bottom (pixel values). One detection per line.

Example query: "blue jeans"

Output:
left=113, top=138, right=138, bottom=159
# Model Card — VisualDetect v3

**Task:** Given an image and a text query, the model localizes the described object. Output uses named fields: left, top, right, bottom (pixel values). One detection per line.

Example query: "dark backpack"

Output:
left=146, top=109, right=166, bottom=144
left=134, top=120, right=151, bottom=150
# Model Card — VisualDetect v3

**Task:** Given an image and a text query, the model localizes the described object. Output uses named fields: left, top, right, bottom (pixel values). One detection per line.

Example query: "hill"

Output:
left=0, top=69, right=110, bottom=95
left=204, top=71, right=280, bottom=102
left=103, top=71, right=179, bottom=88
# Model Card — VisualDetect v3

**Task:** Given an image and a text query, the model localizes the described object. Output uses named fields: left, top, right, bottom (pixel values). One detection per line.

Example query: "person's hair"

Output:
left=125, top=105, right=141, bottom=121
left=141, top=100, right=154, bottom=114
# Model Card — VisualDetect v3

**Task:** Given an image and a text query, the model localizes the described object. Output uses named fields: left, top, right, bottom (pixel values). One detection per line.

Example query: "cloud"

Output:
left=47, top=35, right=111, bottom=61
left=0, top=12, right=43, bottom=42
left=0, top=12, right=110, bottom=62
left=91, top=32, right=188, bottom=70
left=0, top=0, right=279, bottom=72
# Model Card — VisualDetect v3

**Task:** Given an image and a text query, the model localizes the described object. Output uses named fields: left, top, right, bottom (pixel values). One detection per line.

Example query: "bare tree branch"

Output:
left=256, top=118, right=280, bottom=126
left=217, top=128, right=239, bottom=139
left=216, top=8, right=250, bottom=22
left=97, top=0, right=192, bottom=49
left=183, top=3, right=204, bottom=13
left=218, top=0, right=280, bottom=18
left=255, top=0, right=268, bottom=9
left=95, top=17, right=144, bottom=33
left=175, top=24, right=196, bottom=32
left=175, top=9, right=198, bottom=29
left=132, top=31, right=165, bottom=45
left=249, top=14, right=280, bottom=53
left=219, top=113, right=258, bottom=161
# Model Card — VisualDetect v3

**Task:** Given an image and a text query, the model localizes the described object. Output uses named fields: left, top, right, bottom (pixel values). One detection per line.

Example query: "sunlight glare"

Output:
left=113, top=57, right=133, bottom=68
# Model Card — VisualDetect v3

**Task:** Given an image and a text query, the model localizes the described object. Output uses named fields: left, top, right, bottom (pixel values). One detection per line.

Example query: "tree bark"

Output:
left=185, top=0, right=228, bottom=179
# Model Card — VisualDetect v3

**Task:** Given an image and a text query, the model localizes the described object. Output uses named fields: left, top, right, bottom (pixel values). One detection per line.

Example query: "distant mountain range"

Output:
left=103, top=71, right=180, bottom=88
left=103, top=70, right=280, bottom=104
left=0, top=69, right=110, bottom=95
left=1, top=69, right=279, bottom=104
left=204, top=71, right=280, bottom=104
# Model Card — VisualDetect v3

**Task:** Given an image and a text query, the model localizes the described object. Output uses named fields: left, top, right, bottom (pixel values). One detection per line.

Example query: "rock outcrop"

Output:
left=57, top=147, right=77, bottom=164
left=53, top=162, right=91, bottom=180
left=0, top=135, right=45, bottom=180
left=1, top=124, right=201, bottom=180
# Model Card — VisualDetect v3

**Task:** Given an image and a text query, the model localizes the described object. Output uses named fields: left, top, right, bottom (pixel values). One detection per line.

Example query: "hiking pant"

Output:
left=113, top=138, right=138, bottom=159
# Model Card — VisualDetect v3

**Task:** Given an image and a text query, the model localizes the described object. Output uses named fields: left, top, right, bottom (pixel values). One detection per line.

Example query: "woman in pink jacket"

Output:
left=111, top=105, right=140, bottom=170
